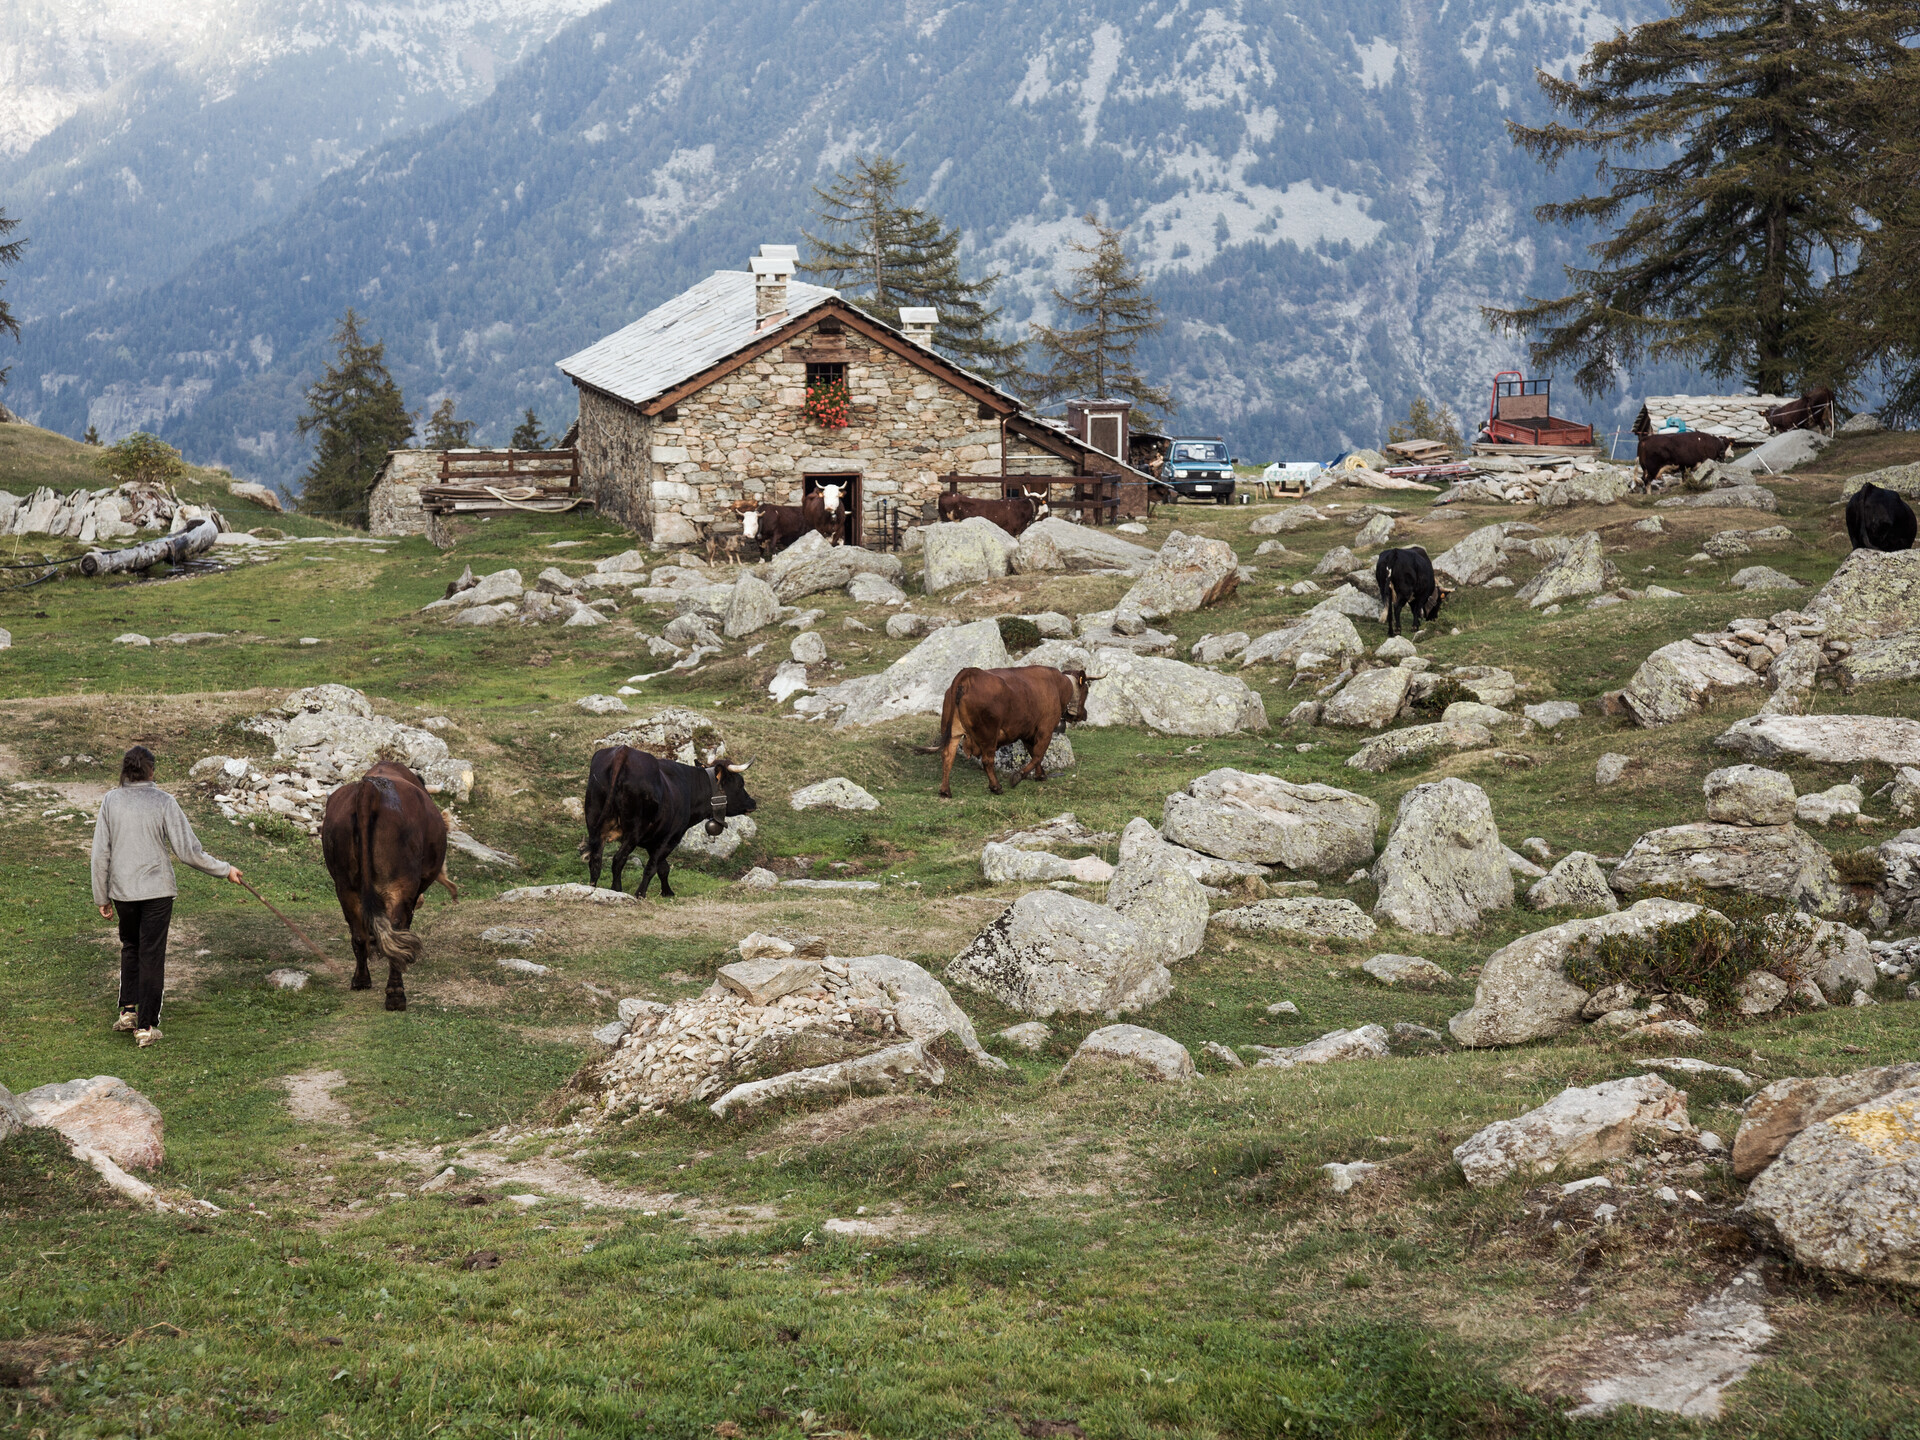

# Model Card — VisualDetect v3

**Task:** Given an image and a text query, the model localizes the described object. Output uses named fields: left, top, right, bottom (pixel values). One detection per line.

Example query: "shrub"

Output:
left=1835, top=847, right=1887, bottom=885
left=1564, top=884, right=1802, bottom=1010
left=95, top=432, right=188, bottom=488
left=1409, top=677, right=1470, bottom=718
left=996, top=616, right=1043, bottom=651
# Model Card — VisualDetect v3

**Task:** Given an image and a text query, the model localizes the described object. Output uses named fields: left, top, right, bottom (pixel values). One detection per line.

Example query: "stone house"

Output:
left=557, top=244, right=1148, bottom=546
left=1633, top=395, right=1789, bottom=447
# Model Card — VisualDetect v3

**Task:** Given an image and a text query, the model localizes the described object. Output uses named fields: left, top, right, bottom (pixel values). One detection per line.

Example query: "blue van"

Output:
left=1156, top=436, right=1237, bottom=503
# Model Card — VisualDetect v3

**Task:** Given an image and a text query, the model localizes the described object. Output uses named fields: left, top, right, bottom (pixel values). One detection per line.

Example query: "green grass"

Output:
left=5, top=439, right=1920, bottom=1437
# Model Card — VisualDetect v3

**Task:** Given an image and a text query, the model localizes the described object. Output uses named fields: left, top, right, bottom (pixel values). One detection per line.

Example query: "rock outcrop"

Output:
left=1371, top=779, right=1513, bottom=935
left=1526, top=853, right=1618, bottom=913
left=1161, top=769, right=1379, bottom=874
left=1107, top=819, right=1210, bottom=964
left=946, top=891, right=1171, bottom=1018
left=1113, top=531, right=1240, bottom=626
left=807, top=620, right=1013, bottom=728
left=1453, top=1074, right=1695, bottom=1187
left=1609, top=821, right=1844, bottom=912
left=1063, top=1025, right=1196, bottom=1082
left=1080, top=651, right=1269, bottom=737
left=1732, top=1064, right=1920, bottom=1180
left=1210, top=897, right=1377, bottom=941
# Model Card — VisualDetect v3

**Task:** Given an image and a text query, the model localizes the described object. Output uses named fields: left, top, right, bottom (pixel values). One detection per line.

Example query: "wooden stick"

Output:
left=235, top=877, right=334, bottom=967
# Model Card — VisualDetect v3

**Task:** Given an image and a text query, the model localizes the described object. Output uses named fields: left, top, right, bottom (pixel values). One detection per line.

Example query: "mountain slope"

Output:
left=8, top=0, right=1671, bottom=487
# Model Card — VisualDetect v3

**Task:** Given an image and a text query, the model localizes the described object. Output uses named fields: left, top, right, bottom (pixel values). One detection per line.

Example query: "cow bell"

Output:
left=704, top=790, right=729, bottom=837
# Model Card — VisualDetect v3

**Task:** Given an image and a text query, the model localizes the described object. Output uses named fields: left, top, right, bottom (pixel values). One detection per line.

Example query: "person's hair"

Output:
left=120, top=746, right=156, bottom=784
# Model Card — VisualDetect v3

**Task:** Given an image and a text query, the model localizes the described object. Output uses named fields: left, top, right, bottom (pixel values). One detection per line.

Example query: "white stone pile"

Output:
left=191, top=685, right=475, bottom=832
left=1613, top=609, right=1833, bottom=726
left=0, top=481, right=226, bottom=545
left=1433, top=459, right=1638, bottom=508
left=420, top=566, right=619, bottom=629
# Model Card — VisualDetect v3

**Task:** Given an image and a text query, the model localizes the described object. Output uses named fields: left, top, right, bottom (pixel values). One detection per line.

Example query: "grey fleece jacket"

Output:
left=91, top=782, right=230, bottom=905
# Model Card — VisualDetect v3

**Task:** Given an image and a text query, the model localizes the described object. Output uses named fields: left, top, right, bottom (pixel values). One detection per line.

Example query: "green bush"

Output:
left=996, top=616, right=1043, bottom=651
left=95, top=431, right=188, bottom=488
left=1835, top=847, right=1887, bottom=885
left=1410, top=677, right=1470, bottom=717
left=1565, top=885, right=1803, bottom=1010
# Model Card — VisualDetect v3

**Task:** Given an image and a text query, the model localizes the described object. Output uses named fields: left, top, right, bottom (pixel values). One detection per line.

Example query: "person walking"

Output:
left=90, top=745, right=243, bottom=1047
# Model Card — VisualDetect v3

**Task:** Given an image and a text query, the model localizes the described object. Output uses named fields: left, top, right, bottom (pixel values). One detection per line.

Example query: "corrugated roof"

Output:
left=1637, top=394, right=1789, bottom=445
left=556, top=270, right=838, bottom=409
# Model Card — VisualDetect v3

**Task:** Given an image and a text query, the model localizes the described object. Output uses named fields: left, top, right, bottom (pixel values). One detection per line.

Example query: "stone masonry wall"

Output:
left=367, top=451, right=442, bottom=537
left=577, top=328, right=1012, bottom=545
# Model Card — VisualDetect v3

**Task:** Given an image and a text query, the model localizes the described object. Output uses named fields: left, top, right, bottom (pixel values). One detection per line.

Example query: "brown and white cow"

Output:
left=320, top=761, right=457, bottom=1011
left=919, top=665, right=1090, bottom=797
left=735, top=490, right=831, bottom=555
left=935, top=488, right=1051, bottom=536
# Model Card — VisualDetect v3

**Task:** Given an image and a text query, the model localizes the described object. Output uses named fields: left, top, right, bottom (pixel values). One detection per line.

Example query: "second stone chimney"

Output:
left=899, top=306, right=938, bottom=346
left=751, top=244, right=798, bottom=325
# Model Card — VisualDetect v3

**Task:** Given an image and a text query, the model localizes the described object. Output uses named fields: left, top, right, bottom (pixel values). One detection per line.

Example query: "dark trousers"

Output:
left=116, top=896, right=173, bottom=1030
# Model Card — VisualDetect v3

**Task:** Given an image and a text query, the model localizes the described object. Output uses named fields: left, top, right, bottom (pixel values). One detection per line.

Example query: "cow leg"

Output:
left=938, top=729, right=966, bottom=799
left=1022, top=729, right=1055, bottom=784
left=335, top=881, right=372, bottom=990
left=608, top=837, right=638, bottom=895
left=652, top=846, right=676, bottom=899
left=385, top=894, right=420, bottom=1012
left=980, top=727, right=1007, bottom=794
left=586, top=834, right=604, bottom=888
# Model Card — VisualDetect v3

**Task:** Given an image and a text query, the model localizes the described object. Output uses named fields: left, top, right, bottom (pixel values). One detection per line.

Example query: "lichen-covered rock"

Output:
left=1010, top=517, right=1156, bottom=575
left=1063, top=1024, right=1196, bottom=1082
left=1741, top=1084, right=1920, bottom=1283
left=1453, top=1073, right=1694, bottom=1187
left=1805, top=548, right=1920, bottom=641
left=1161, top=769, right=1379, bottom=873
left=1319, top=666, right=1413, bottom=729
left=1703, top=765, right=1797, bottom=825
left=1345, top=721, right=1495, bottom=774
left=1431, top=525, right=1508, bottom=588
left=1732, top=1064, right=1920, bottom=1180
left=1360, top=954, right=1454, bottom=987
left=17, top=1076, right=165, bottom=1170
left=812, top=620, right=1012, bottom=729
left=1371, top=779, right=1513, bottom=935
left=922, top=520, right=1011, bottom=593
left=1211, top=897, right=1377, bottom=941
left=1249, top=506, right=1325, bottom=534
left=1619, top=641, right=1767, bottom=727
left=980, top=841, right=1113, bottom=885
left=790, top=778, right=879, bottom=811
left=1763, top=913, right=1875, bottom=1002
left=1730, top=565, right=1802, bottom=592
left=722, top=573, right=779, bottom=638
left=1082, top=651, right=1268, bottom=737
left=1517, top=531, right=1606, bottom=609
left=1313, top=545, right=1357, bottom=577
left=1252, top=1024, right=1390, bottom=1069
left=1448, top=899, right=1713, bottom=1048
left=1657, top=485, right=1778, bottom=512
left=1239, top=611, right=1365, bottom=669
left=1190, top=632, right=1251, bottom=664
left=1717, top=713, right=1920, bottom=769
left=1114, top=531, right=1240, bottom=626
left=1107, top=819, right=1210, bottom=964
left=1796, top=783, right=1862, bottom=827
left=1526, top=853, right=1619, bottom=913
left=1609, top=821, right=1845, bottom=912
left=946, top=891, right=1171, bottom=1018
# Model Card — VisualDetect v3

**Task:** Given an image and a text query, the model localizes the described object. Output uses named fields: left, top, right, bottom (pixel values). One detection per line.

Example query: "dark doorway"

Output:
left=803, top=472, right=861, bottom=546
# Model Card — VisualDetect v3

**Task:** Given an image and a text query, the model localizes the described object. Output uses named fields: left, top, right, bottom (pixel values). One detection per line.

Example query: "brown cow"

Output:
left=920, top=666, right=1090, bottom=797
left=1634, top=431, right=1736, bottom=490
left=935, top=487, right=1051, bottom=536
left=1764, top=387, right=1837, bottom=435
left=736, top=490, right=831, bottom=555
left=320, top=760, right=457, bottom=1011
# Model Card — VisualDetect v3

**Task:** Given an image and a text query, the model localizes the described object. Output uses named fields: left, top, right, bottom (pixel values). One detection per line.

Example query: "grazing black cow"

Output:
left=583, top=747, right=757, bottom=898
left=1635, top=431, right=1736, bottom=490
left=1846, top=482, right=1917, bottom=554
left=1375, top=548, right=1451, bottom=639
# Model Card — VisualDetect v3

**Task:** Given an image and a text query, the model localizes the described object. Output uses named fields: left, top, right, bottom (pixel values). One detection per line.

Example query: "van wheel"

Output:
left=1214, top=493, right=1232, bottom=505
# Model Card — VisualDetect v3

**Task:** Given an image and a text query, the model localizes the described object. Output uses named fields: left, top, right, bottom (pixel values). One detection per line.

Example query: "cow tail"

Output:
left=916, top=669, right=974, bottom=753
left=359, top=781, right=423, bottom=968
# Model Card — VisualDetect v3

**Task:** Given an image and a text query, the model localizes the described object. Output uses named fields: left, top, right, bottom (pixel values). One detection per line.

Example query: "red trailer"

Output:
left=1484, top=371, right=1594, bottom=447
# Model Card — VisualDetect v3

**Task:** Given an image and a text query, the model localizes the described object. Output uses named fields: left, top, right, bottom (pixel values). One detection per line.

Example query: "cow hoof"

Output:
left=385, top=993, right=407, bottom=1012
left=350, top=975, right=371, bottom=991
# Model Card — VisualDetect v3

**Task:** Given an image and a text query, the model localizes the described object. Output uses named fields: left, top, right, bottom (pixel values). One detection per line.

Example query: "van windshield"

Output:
left=1172, top=442, right=1227, bottom=463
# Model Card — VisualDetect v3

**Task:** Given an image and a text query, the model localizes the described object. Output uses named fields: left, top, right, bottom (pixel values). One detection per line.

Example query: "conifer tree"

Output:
left=423, top=396, right=476, bottom=450
left=1388, top=397, right=1464, bottom=455
left=510, top=408, right=545, bottom=450
left=1831, top=44, right=1920, bottom=423
left=0, top=208, right=24, bottom=390
left=1487, top=0, right=1918, bottom=398
left=296, top=309, right=413, bottom=527
left=801, top=156, right=1023, bottom=380
left=83, top=424, right=101, bottom=446
left=1028, top=214, right=1175, bottom=417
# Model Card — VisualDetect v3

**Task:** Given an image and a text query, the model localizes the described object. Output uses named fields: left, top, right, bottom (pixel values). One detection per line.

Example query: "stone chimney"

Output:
left=899, top=306, right=938, bottom=346
left=751, top=244, right=798, bottom=326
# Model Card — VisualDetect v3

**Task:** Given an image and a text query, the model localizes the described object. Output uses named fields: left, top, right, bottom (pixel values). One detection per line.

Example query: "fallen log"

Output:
left=79, top=519, right=219, bottom=577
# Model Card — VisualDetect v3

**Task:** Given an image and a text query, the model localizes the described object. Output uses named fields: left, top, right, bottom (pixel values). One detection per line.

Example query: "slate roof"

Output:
left=1636, top=394, right=1790, bottom=445
left=556, top=270, right=838, bottom=409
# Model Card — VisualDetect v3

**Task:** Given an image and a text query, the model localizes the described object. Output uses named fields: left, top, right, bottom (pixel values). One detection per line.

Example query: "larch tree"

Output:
left=0, top=208, right=24, bottom=391
left=800, top=156, right=1024, bottom=381
left=423, top=396, right=476, bottom=450
left=296, top=309, right=413, bottom=527
left=1487, top=0, right=1919, bottom=399
left=1028, top=213, right=1175, bottom=417
left=1831, top=42, right=1920, bottom=423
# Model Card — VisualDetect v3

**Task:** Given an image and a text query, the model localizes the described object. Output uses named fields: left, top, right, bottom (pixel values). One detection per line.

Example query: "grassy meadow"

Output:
left=3, top=421, right=1919, bottom=1437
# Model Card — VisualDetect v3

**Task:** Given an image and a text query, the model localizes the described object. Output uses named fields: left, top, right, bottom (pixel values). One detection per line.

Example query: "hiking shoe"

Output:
left=135, top=1027, right=162, bottom=1048
left=113, top=1009, right=138, bottom=1033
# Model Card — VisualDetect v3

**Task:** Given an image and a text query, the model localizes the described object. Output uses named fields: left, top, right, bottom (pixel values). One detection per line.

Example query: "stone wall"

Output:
left=576, top=328, right=1017, bottom=545
left=367, top=451, right=443, bottom=537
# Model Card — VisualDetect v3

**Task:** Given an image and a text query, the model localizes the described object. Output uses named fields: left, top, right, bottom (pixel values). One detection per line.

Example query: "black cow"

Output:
left=1635, top=431, right=1736, bottom=490
left=1375, top=547, right=1450, bottom=638
left=1764, top=387, right=1837, bottom=435
left=1846, top=483, right=1917, bottom=554
left=583, top=747, right=757, bottom=898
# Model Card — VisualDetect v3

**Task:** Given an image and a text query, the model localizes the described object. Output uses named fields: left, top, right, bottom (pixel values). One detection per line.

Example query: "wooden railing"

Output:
left=941, top=474, right=1143, bottom=525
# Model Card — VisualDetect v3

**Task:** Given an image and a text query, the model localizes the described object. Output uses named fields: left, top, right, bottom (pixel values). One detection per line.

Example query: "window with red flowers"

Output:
left=804, top=362, right=850, bottom=428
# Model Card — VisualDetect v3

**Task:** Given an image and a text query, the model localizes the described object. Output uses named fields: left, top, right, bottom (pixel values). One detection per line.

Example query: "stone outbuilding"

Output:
left=1633, top=395, right=1788, bottom=446
left=557, top=244, right=1149, bottom=547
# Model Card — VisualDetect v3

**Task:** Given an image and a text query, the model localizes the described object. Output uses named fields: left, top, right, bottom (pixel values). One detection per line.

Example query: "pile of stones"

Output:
left=0, top=480, right=226, bottom=545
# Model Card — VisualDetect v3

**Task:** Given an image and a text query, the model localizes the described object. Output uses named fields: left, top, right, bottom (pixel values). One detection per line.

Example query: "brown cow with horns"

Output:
left=320, top=760, right=458, bottom=1011
left=920, top=665, right=1090, bottom=797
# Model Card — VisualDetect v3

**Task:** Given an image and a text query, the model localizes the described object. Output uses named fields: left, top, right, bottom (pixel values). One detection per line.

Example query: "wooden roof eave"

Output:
left=1005, top=413, right=1158, bottom=483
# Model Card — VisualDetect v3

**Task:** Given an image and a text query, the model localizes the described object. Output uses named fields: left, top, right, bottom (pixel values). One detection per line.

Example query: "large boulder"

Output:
left=1345, top=721, right=1495, bottom=774
left=1619, top=641, right=1768, bottom=726
left=1717, top=713, right=1920, bottom=769
left=1113, top=531, right=1240, bottom=626
left=1453, top=1074, right=1695, bottom=1187
left=981, top=841, right=1112, bottom=884
left=1657, top=484, right=1779, bottom=512
left=1731, top=427, right=1830, bottom=472
left=1732, top=1064, right=1920, bottom=1180
left=1880, top=826, right=1920, bottom=925
left=1448, top=899, right=1713, bottom=1047
left=1805, top=549, right=1920, bottom=642
left=1526, top=853, right=1618, bottom=913
left=1371, top=779, right=1513, bottom=935
left=1516, top=531, right=1606, bottom=609
left=768, top=531, right=905, bottom=603
left=1319, top=666, right=1412, bottom=729
left=1741, top=1085, right=1920, bottom=1284
left=1239, top=611, right=1367, bottom=671
left=1249, top=506, right=1325, bottom=534
left=1431, top=525, right=1508, bottom=588
left=1210, top=897, right=1377, bottom=941
left=1107, top=819, right=1210, bottom=964
left=1539, top=469, right=1634, bottom=507
left=840, top=954, right=1000, bottom=1067
left=922, top=521, right=1011, bottom=593
left=1609, top=821, right=1846, bottom=912
left=1252, top=1025, right=1390, bottom=1069
left=1703, top=765, right=1796, bottom=825
left=17, top=1076, right=165, bottom=1170
left=1010, top=517, right=1156, bottom=575
left=1161, top=769, right=1379, bottom=874
left=722, top=573, right=778, bottom=638
left=1081, top=650, right=1269, bottom=737
left=1063, top=1025, right=1195, bottom=1082
left=812, top=620, right=1012, bottom=729
left=945, top=890, right=1171, bottom=1018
